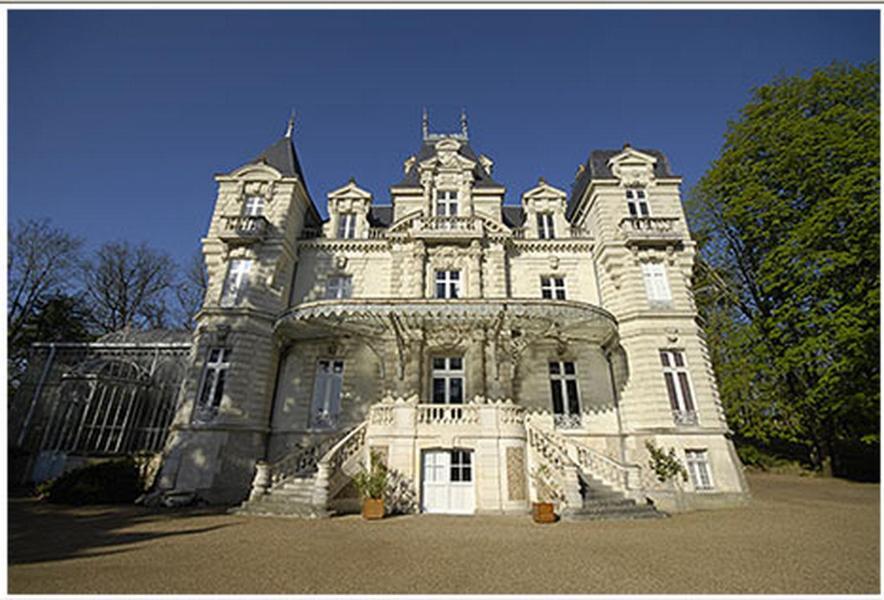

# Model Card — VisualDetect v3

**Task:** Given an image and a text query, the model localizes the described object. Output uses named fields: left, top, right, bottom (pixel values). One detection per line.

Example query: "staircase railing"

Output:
left=524, top=420, right=582, bottom=509
left=534, top=422, right=643, bottom=494
left=268, top=433, right=345, bottom=488
left=312, top=421, right=369, bottom=507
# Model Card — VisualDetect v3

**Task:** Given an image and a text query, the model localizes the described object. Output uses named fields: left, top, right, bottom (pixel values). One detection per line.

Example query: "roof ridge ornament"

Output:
left=460, top=108, right=469, bottom=139
left=422, top=107, right=469, bottom=142
left=285, top=109, right=296, bottom=139
left=422, top=107, right=429, bottom=141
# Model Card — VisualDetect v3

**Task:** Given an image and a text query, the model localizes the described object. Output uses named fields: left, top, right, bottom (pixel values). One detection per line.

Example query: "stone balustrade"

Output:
left=367, top=395, right=526, bottom=438
left=618, top=216, right=682, bottom=245
left=219, top=215, right=269, bottom=244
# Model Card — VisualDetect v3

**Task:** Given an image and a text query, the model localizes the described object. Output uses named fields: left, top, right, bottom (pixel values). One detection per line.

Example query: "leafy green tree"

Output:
left=688, top=62, right=879, bottom=476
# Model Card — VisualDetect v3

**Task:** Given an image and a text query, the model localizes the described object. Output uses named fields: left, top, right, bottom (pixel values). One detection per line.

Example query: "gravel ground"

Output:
left=8, top=472, right=879, bottom=594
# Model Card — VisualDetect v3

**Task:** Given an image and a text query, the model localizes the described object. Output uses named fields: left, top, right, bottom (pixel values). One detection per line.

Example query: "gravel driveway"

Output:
left=8, top=472, right=879, bottom=594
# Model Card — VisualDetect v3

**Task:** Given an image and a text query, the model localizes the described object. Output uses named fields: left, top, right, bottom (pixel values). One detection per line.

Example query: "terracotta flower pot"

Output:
left=532, top=502, right=557, bottom=524
left=362, top=497, right=385, bottom=520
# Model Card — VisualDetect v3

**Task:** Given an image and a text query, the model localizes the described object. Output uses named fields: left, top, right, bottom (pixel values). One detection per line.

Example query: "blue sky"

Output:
left=9, top=10, right=879, bottom=265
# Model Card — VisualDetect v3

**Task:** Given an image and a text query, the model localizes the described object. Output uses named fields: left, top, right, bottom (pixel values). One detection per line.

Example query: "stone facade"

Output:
left=154, top=116, right=749, bottom=514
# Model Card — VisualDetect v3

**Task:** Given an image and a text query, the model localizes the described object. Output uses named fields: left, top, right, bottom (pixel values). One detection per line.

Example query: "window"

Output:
left=435, top=190, right=459, bottom=217
left=626, top=188, right=650, bottom=217
left=432, top=357, right=464, bottom=404
left=338, top=213, right=357, bottom=239
left=450, top=449, right=472, bottom=482
left=537, top=212, right=556, bottom=239
left=243, top=196, right=265, bottom=217
left=541, top=276, right=566, bottom=300
left=325, top=275, right=352, bottom=300
left=685, top=449, right=714, bottom=490
left=194, top=348, right=231, bottom=421
left=660, top=350, right=697, bottom=425
left=435, top=270, right=461, bottom=299
left=220, top=259, right=252, bottom=307
left=642, top=262, right=672, bottom=305
left=310, top=359, right=344, bottom=429
left=549, top=361, right=581, bottom=428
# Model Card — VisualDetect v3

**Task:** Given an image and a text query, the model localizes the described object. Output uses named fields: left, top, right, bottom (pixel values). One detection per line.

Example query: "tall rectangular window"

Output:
left=549, top=361, right=581, bottom=428
left=541, top=276, right=566, bottom=300
left=310, top=359, right=344, bottom=429
left=660, top=350, right=697, bottom=425
left=432, top=357, right=464, bottom=404
left=626, top=188, right=650, bottom=217
left=642, top=262, right=672, bottom=304
left=325, top=275, right=353, bottom=300
left=685, top=449, right=714, bottom=490
left=435, top=270, right=461, bottom=299
left=220, top=259, right=252, bottom=307
left=338, top=213, right=357, bottom=239
left=537, top=213, right=556, bottom=239
left=194, top=348, right=231, bottom=421
left=243, top=196, right=265, bottom=216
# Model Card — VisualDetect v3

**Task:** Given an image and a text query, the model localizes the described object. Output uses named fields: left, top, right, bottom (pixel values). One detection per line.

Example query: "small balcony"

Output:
left=673, top=410, right=698, bottom=426
left=219, top=215, right=270, bottom=245
left=619, top=217, right=682, bottom=245
left=412, top=216, right=483, bottom=240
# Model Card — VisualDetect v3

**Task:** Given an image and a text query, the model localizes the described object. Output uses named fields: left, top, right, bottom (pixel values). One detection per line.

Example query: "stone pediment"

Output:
left=606, top=147, right=659, bottom=187
left=522, top=179, right=567, bottom=201
left=327, top=180, right=373, bottom=201
left=420, top=138, right=476, bottom=172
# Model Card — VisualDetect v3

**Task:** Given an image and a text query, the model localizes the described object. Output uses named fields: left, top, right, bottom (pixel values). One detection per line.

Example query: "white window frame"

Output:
left=549, top=361, right=581, bottom=429
left=338, top=213, right=357, bottom=239
left=685, top=449, right=714, bottom=490
left=194, top=347, right=231, bottom=421
left=540, top=276, right=567, bottom=300
left=243, top=196, right=265, bottom=217
left=537, top=212, right=556, bottom=239
left=642, top=262, right=673, bottom=305
left=660, top=349, right=698, bottom=425
left=435, top=190, right=459, bottom=217
left=220, top=259, right=252, bottom=307
left=431, top=356, right=464, bottom=404
left=435, top=270, right=461, bottom=299
left=325, top=275, right=353, bottom=300
left=626, top=188, right=650, bottom=217
left=310, top=359, right=344, bottom=430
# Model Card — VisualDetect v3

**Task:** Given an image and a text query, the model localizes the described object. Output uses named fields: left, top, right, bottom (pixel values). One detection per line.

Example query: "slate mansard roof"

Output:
left=393, top=140, right=503, bottom=190
left=566, top=148, right=677, bottom=220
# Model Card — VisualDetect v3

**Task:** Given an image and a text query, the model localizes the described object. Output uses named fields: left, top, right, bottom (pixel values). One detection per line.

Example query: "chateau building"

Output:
left=153, top=113, right=749, bottom=516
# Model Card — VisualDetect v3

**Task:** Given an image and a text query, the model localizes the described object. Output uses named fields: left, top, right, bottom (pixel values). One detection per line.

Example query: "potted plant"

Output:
left=530, top=464, right=563, bottom=524
left=353, top=450, right=388, bottom=520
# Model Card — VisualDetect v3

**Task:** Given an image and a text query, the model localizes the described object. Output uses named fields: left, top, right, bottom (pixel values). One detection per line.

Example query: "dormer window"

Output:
left=435, top=190, right=458, bottom=218
left=537, top=212, right=556, bottom=239
left=243, top=196, right=265, bottom=217
left=626, top=188, right=650, bottom=217
left=338, top=213, right=357, bottom=239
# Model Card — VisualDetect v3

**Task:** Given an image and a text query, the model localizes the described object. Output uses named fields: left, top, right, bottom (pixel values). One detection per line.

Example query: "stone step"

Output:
left=581, top=497, right=639, bottom=510
left=564, top=505, right=667, bottom=521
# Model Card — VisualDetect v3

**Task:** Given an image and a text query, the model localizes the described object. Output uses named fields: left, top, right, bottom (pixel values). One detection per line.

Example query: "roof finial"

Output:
left=460, top=108, right=469, bottom=139
left=422, top=107, right=429, bottom=141
left=285, top=109, right=295, bottom=139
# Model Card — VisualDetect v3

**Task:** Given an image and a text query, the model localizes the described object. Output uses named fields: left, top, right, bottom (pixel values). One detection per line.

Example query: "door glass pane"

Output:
left=432, top=378, right=446, bottom=404
left=449, top=378, right=463, bottom=404
left=566, top=380, right=580, bottom=415
left=550, top=380, right=564, bottom=414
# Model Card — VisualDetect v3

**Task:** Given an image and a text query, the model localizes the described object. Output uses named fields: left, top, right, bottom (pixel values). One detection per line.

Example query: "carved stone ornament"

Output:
left=335, top=255, right=348, bottom=269
left=665, top=328, right=679, bottom=343
left=549, top=255, right=560, bottom=270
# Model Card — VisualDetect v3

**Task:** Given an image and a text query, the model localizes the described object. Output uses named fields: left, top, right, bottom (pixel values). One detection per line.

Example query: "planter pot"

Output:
left=532, top=502, right=557, bottom=524
left=361, top=498, right=385, bottom=520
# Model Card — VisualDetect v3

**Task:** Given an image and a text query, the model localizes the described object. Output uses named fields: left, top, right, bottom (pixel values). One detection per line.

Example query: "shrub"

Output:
left=353, top=451, right=388, bottom=500
left=38, top=458, right=145, bottom=505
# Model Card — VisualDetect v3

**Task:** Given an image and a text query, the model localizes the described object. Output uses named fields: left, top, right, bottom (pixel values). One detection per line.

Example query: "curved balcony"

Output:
left=219, top=215, right=270, bottom=245
left=274, top=297, right=619, bottom=345
left=368, top=397, right=526, bottom=440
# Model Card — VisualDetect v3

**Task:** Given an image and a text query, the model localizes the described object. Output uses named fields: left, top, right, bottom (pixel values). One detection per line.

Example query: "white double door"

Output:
left=421, top=449, right=475, bottom=514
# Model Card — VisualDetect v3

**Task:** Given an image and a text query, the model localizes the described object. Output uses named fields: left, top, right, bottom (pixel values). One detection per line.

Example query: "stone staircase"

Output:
left=234, top=474, right=329, bottom=518
left=564, top=473, right=665, bottom=521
